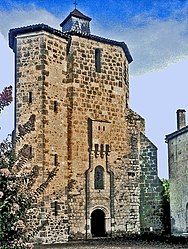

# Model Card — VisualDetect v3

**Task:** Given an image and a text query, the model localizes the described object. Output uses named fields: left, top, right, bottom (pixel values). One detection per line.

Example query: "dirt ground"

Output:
left=34, top=237, right=188, bottom=249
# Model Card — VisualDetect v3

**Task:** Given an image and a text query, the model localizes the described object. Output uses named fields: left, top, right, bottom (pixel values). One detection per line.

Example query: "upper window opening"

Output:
left=95, top=48, right=101, bottom=73
left=94, top=166, right=104, bottom=189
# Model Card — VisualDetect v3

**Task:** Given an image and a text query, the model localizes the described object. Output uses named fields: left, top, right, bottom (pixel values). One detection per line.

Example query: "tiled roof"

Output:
left=60, top=9, right=92, bottom=27
left=9, top=24, right=133, bottom=63
left=165, top=125, right=188, bottom=142
left=9, top=24, right=69, bottom=50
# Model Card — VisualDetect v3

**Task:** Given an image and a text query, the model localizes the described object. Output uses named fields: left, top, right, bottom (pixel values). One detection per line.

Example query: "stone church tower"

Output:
left=9, top=8, right=164, bottom=243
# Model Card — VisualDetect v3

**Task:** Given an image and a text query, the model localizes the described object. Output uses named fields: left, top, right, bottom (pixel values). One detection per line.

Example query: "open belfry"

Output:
left=9, top=8, right=164, bottom=243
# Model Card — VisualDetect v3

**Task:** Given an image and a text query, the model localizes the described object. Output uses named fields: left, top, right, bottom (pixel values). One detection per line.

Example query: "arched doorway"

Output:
left=91, top=209, right=106, bottom=237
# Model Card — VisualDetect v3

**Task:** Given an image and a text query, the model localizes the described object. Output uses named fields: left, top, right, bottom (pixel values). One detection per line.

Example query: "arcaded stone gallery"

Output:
left=9, top=9, right=164, bottom=243
left=166, top=110, right=188, bottom=236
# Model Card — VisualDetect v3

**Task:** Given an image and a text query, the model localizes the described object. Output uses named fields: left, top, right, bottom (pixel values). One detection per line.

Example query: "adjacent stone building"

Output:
left=9, top=8, right=164, bottom=244
left=166, top=109, right=188, bottom=236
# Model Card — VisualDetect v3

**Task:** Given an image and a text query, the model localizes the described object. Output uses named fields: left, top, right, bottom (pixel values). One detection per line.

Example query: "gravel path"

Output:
left=35, top=237, right=188, bottom=249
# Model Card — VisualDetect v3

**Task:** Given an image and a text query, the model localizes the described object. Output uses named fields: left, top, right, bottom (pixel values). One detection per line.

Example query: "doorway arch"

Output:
left=91, top=209, right=106, bottom=237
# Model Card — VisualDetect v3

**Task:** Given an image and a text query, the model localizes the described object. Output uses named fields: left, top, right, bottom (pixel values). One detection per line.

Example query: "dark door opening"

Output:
left=91, top=209, right=106, bottom=237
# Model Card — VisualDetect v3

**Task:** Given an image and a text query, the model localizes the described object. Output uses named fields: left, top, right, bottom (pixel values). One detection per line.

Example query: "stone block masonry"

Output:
left=166, top=110, right=188, bottom=235
left=15, top=31, right=70, bottom=243
left=140, top=133, right=164, bottom=234
left=9, top=9, right=164, bottom=244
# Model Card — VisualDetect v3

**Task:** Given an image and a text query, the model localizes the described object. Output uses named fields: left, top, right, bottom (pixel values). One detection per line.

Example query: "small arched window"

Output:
left=94, top=166, right=104, bottom=189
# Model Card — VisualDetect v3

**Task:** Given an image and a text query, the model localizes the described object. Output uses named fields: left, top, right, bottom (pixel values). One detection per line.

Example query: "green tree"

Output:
left=161, top=179, right=171, bottom=234
left=162, top=179, right=170, bottom=202
left=0, top=86, right=58, bottom=248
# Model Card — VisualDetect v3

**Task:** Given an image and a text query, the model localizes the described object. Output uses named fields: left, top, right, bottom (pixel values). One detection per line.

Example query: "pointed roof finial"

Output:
left=73, top=0, right=78, bottom=9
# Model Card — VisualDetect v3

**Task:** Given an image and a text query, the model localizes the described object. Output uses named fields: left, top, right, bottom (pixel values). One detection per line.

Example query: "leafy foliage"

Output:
left=0, top=86, right=58, bottom=248
left=0, top=86, right=13, bottom=113
left=0, top=115, right=37, bottom=248
left=161, top=179, right=171, bottom=234
left=162, top=179, right=170, bottom=202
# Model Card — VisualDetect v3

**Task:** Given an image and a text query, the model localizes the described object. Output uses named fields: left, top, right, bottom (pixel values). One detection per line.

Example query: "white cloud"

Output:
left=93, top=7, right=188, bottom=75
left=128, top=17, right=188, bottom=75
left=0, top=7, right=60, bottom=38
left=0, top=6, right=188, bottom=75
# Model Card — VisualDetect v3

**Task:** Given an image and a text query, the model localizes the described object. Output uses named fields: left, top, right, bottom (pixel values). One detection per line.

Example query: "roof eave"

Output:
left=9, top=24, right=69, bottom=51
left=60, top=13, right=92, bottom=28
left=66, top=31, right=133, bottom=64
left=165, top=125, right=188, bottom=142
left=9, top=23, right=133, bottom=64
left=60, top=14, right=72, bottom=27
left=120, top=42, right=133, bottom=64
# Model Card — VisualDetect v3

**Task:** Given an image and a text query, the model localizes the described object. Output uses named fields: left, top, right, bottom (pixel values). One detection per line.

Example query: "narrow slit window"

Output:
left=54, top=101, right=58, bottom=112
left=95, top=48, right=101, bottom=73
left=106, top=144, right=110, bottom=153
left=100, top=144, right=104, bottom=154
left=29, top=145, right=32, bottom=159
left=128, top=172, right=135, bottom=177
left=28, top=91, right=32, bottom=103
left=54, top=201, right=58, bottom=216
left=126, top=93, right=129, bottom=108
left=95, top=144, right=99, bottom=152
left=54, top=154, right=58, bottom=166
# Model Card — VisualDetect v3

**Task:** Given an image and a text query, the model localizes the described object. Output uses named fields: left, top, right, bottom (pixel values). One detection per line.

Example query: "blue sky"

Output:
left=0, top=0, right=187, bottom=19
left=0, top=0, right=188, bottom=178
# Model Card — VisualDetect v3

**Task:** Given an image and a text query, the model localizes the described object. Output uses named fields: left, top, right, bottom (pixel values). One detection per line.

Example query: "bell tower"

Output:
left=60, top=9, right=92, bottom=35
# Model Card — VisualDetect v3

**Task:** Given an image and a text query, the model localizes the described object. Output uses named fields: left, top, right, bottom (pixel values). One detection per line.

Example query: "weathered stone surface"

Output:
left=140, top=133, right=164, bottom=234
left=166, top=110, right=188, bottom=235
left=11, top=15, right=163, bottom=244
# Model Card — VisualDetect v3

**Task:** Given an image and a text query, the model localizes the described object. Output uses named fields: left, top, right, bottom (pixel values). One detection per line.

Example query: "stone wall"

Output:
left=65, top=35, right=145, bottom=238
left=168, top=130, right=188, bottom=235
left=15, top=31, right=70, bottom=243
left=13, top=27, right=162, bottom=244
left=36, top=32, right=69, bottom=243
left=140, top=133, right=164, bottom=234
